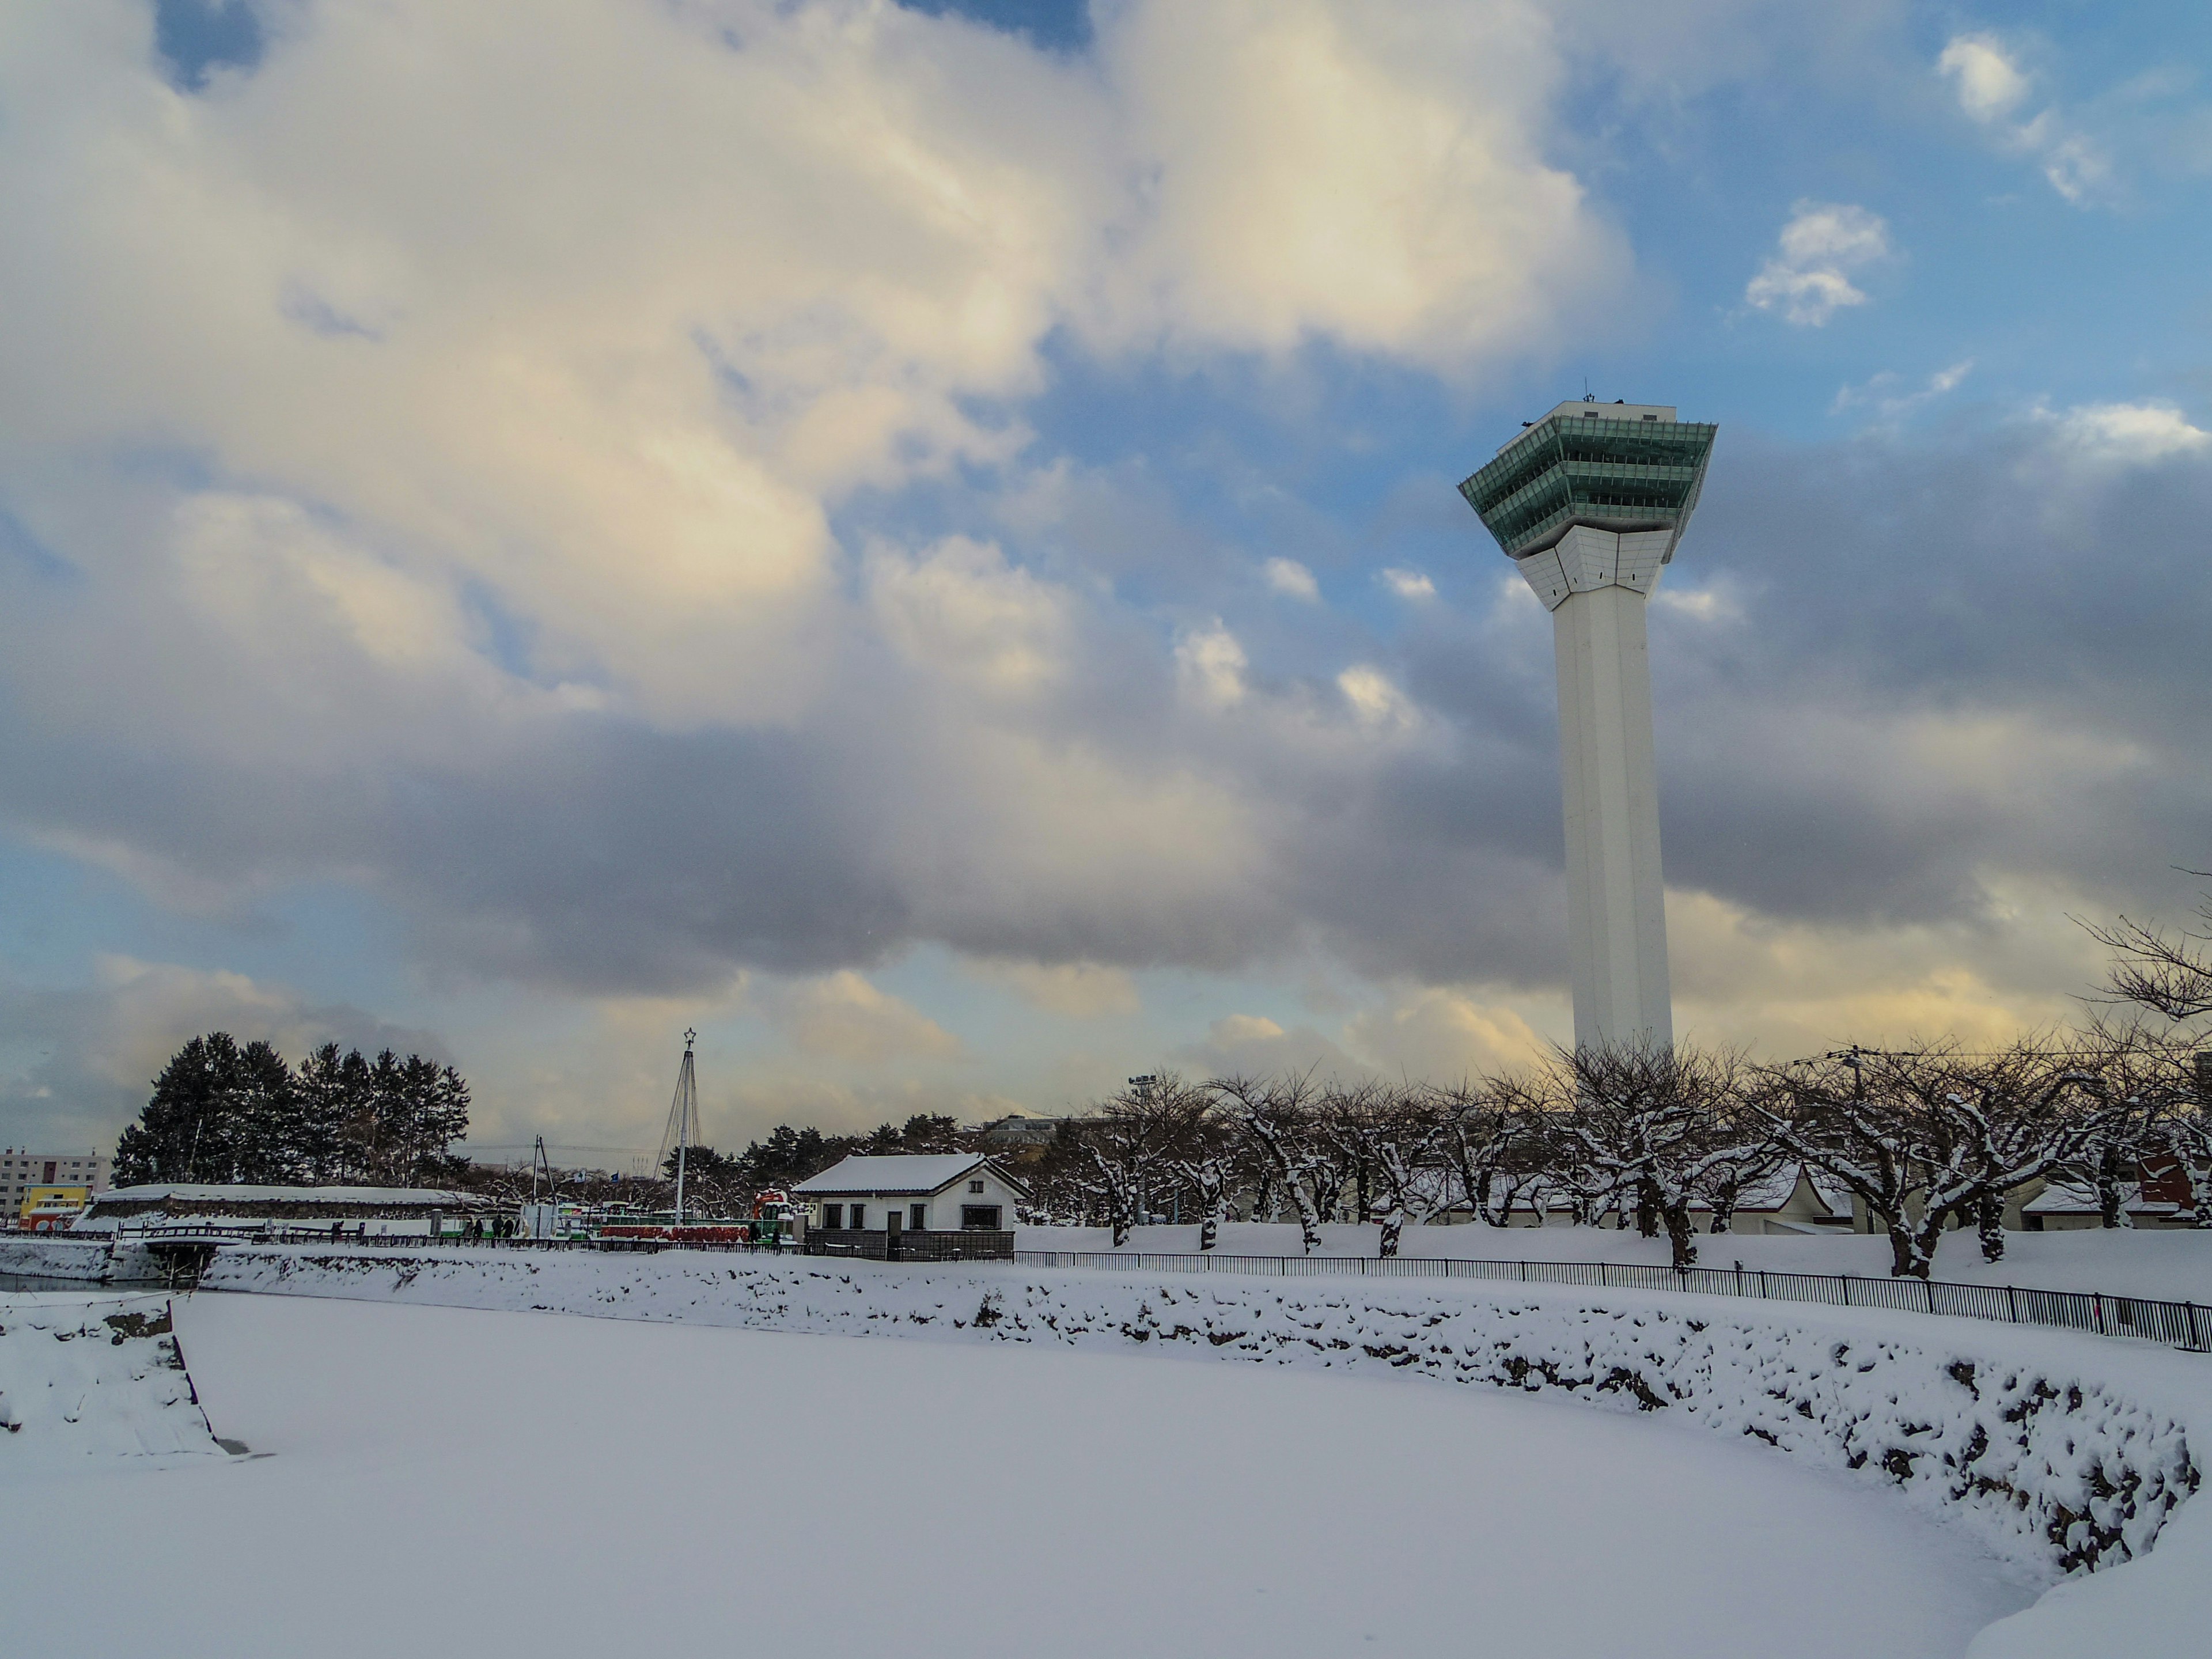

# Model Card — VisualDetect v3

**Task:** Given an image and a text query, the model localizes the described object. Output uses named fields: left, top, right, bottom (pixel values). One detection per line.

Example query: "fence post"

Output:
left=1518, top=1259, right=1528, bottom=1283
left=1839, top=1275, right=1851, bottom=1306
left=2006, top=1286, right=2018, bottom=1324
left=2094, top=1294, right=2105, bottom=1337
left=1759, top=1270, right=1768, bottom=1300
left=1924, top=1277, right=1935, bottom=1315
left=2188, top=1302, right=2202, bottom=1351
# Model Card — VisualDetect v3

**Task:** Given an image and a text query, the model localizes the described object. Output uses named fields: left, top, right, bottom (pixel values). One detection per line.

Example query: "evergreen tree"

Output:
left=114, top=1033, right=294, bottom=1185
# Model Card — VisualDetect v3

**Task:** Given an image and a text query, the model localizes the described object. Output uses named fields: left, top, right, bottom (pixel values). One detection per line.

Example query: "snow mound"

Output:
left=204, top=1245, right=2203, bottom=1583
left=0, top=1293, right=225, bottom=1470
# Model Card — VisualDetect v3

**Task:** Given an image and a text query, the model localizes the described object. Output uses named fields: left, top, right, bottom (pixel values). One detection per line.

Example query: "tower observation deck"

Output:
left=1459, top=400, right=1718, bottom=1050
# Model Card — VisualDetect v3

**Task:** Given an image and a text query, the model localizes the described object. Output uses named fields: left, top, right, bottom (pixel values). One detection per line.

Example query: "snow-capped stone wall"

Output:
left=202, top=1246, right=2200, bottom=1581
left=0, top=1293, right=225, bottom=1463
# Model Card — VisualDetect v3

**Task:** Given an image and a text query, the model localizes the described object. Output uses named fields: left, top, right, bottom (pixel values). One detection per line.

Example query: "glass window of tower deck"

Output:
left=1459, top=401, right=1717, bottom=562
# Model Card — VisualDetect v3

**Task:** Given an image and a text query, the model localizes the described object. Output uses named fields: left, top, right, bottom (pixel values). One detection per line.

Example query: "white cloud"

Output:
left=1337, top=665, right=1417, bottom=730
left=1831, top=361, right=1973, bottom=423
left=1744, top=202, right=1891, bottom=326
left=1263, top=556, right=1320, bottom=600
left=1937, top=33, right=2113, bottom=206
left=1176, top=622, right=1249, bottom=709
left=868, top=536, right=1069, bottom=698
left=1938, top=34, right=2032, bottom=124
left=1086, top=2, right=1632, bottom=369
left=1379, top=567, right=1435, bottom=600
left=2039, top=400, right=2211, bottom=465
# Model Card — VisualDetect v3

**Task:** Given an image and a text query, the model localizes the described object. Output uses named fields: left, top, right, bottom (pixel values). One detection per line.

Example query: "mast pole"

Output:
left=674, top=1029, right=696, bottom=1226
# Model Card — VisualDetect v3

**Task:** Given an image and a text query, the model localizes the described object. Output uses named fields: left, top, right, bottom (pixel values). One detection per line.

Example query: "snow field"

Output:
left=3, top=1294, right=2033, bottom=1659
left=202, top=1244, right=2203, bottom=1582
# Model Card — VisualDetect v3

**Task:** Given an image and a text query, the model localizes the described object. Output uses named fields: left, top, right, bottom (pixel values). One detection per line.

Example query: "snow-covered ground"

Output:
left=1019, top=1222, right=2212, bottom=1302
left=0, top=1293, right=2037, bottom=1658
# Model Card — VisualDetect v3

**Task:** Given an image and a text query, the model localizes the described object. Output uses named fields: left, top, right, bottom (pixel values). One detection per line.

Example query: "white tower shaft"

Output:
left=1521, top=526, right=1673, bottom=1048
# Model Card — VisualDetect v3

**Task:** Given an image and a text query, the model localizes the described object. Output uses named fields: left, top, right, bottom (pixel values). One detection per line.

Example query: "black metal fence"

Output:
left=1008, top=1249, right=2212, bottom=1354
left=806, top=1229, right=1014, bottom=1263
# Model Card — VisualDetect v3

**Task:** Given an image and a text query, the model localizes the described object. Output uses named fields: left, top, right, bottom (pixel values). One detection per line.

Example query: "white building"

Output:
left=793, top=1153, right=1027, bottom=1236
left=2, top=1149, right=109, bottom=1219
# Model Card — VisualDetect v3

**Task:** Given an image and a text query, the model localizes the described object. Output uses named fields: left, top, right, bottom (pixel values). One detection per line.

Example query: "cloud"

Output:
left=1937, top=32, right=2114, bottom=205
left=1380, top=567, right=1435, bottom=600
left=1831, top=361, right=1973, bottom=425
left=1176, top=622, right=1250, bottom=709
left=1264, top=557, right=1321, bottom=600
left=962, top=959, right=1142, bottom=1018
left=1342, top=987, right=1550, bottom=1080
left=1744, top=201, right=1891, bottom=326
left=1937, top=33, right=2032, bottom=124
left=0, top=957, right=439, bottom=1150
left=1337, top=665, right=1418, bottom=730
left=777, top=972, right=963, bottom=1065
left=2037, top=401, right=2211, bottom=466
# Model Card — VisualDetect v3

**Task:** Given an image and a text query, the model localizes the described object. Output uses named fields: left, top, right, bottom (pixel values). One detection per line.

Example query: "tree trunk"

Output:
left=1662, top=1201, right=1698, bottom=1271
left=1635, top=1176, right=1660, bottom=1238
left=1378, top=1203, right=1404, bottom=1258
left=1976, top=1192, right=2006, bottom=1263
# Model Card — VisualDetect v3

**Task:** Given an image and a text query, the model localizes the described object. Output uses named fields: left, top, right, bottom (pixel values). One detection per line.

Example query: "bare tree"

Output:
left=1210, top=1072, right=1326, bottom=1255
left=1434, top=1077, right=1559, bottom=1228
left=1070, top=1073, right=1209, bottom=1246
left=2085, top=880, right=2212, bottom=1024
left=1311, top=1082, right=1451, bottom=1256
left=1763, top=1041, right=2101, bottom=1277
left=1555, top=1042, right=1769, bottom=1271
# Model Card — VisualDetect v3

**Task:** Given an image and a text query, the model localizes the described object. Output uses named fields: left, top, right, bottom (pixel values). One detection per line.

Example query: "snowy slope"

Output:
left=0, top=1293, right=2028, bottom=1659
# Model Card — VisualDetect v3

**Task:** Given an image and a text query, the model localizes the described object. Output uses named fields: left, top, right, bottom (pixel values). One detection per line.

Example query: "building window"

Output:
left=960, top=1205, right=1001, bottom=1230
left=910, top=1203, right=926, bottom=1232
left=968, top=1180, right=984, bottom=1194
left=822, top=1204, right=843, bottom=1229
left=849, top=1205, right=865, bottom=1230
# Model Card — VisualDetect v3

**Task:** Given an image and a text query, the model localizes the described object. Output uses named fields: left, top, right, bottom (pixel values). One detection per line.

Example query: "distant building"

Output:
left=2, top=1149, right=108, bottom=1224
left=73, top=1183, right=490, bottom=1236
left=975, top=1114, right=1065, bottom=1149
left=794, top=1153, right=1029, bottom=1250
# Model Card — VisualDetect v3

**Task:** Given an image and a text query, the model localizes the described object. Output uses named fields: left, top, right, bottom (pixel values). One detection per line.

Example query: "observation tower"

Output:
left=1459, top=399, right=1717, bottom=1049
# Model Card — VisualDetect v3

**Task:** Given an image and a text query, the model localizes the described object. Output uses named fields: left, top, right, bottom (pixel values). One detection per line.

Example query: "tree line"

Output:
left=1021, top=1025, right=2209, bottom=1277
left=1022, top=872, right=2212, bottom=1276
left=114, top=1033, right=472, bottom=1188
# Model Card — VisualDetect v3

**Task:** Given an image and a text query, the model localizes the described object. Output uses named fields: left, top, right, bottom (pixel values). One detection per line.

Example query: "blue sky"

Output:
left=2, top=1, right=2209, bottom=1165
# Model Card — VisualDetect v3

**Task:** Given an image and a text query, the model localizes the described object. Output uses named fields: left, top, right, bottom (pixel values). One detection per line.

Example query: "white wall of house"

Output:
left=815, top=1168, right=1022, bottom=1231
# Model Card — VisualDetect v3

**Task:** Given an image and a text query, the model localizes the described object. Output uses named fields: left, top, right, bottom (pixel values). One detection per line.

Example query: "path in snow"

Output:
left=0, top=1295, right=2031, bottom=1659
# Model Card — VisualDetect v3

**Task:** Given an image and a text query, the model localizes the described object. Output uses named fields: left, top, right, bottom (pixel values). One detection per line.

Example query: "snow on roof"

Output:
left=89, top=1183, right=483, bottom=1209
left=2023, top=1181, right=2143, bottom=1215
left=792, top=1154, right=998, bottom=1197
